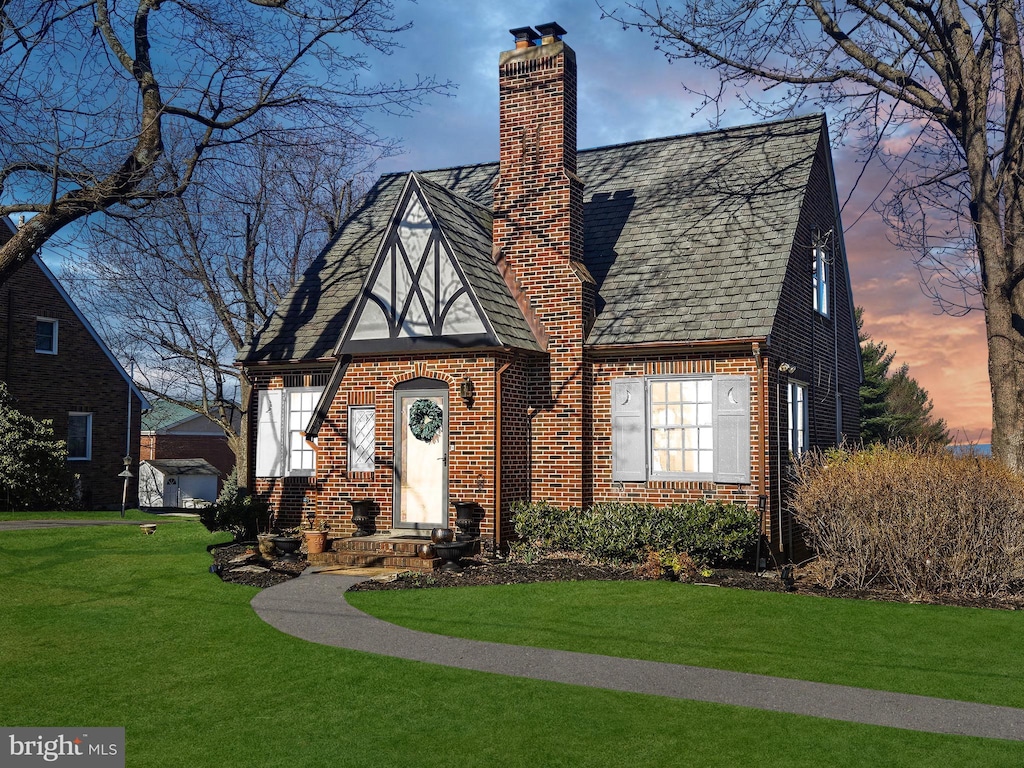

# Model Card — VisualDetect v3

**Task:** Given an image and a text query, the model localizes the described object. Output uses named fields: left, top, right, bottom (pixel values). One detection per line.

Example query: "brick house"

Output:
left=0, top=217, right=149, bottom=509
left=239, top=24, right=862, bottom=562
left=138, top=400, right=238, bottom=507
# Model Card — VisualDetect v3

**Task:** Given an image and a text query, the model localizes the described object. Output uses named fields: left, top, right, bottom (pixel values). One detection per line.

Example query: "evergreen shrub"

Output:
left=510, top=500, right=758, bottom=568
left=199, top=468, right=270, bottom=541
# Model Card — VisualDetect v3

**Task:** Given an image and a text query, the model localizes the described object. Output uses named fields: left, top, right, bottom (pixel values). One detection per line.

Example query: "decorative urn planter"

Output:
left=349, top=499, right=377, bottom=537
left=140, top=523, right=157, bottom=535
left=433, top=541, right=465, bottom=572
left=453, top=502, right=476, bottom=540
left=304, top=530, right=328, bottom=555
left=272, top=535, right=302, bottom=562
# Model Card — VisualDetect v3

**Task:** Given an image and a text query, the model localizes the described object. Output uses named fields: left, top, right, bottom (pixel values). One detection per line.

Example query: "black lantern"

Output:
left=458, top=376, right=475, bottom=406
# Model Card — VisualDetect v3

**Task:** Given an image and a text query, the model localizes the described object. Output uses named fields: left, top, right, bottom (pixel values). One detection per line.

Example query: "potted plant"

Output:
left=302, top=518, right=330, bottom=555
left=272, top=527, right=303, bottom=561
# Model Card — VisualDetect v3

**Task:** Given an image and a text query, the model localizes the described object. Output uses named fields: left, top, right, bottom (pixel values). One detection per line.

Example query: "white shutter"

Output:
left=713, top=375, right=751, bottom=484
left=611, top=378, right=647, bottom=482
left=256, top=389, right=284, bottom=477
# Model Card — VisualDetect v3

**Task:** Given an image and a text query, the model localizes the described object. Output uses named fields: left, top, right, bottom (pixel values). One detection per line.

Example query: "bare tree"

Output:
left=0, top=0, right=448, bottom=280
left=62, top=135, right=373, bottom=480
left=604, top=1, right=1024, bottom=468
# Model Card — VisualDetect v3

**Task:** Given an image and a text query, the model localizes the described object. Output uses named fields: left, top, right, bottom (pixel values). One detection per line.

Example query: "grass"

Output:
left=348, top=579, right=1024, bottom=709
left=0, top=520, right=1021, bottom=766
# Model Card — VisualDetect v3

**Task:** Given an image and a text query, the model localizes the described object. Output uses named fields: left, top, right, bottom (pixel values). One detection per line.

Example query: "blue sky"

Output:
left=354, top=1, right=991, bottom=441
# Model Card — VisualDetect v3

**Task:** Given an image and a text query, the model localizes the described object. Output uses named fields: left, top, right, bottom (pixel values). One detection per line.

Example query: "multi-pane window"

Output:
left=67, top=413, right=92, bottom=460
left=813, top=245, right=829, bottom=316
left=612, top=375, right=749, bottom=484
left=649, top=378, right=714, bottom=477
left=287, top=389, right=318, bottom=474
left=348, top=406, right=376, bottom=473
left=788, top=382, right=807, bottom=456
left=35, top=318, right=58, bottom=354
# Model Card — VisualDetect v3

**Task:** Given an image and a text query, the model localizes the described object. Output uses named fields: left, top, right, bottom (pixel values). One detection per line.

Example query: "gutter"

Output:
left=494, top=357, right=512, bottom=551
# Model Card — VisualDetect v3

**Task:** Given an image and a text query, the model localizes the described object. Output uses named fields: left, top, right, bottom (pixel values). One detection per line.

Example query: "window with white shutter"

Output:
left=610, top=375, right=751, bottom=484
left=255, top=386, right=324, bottom=478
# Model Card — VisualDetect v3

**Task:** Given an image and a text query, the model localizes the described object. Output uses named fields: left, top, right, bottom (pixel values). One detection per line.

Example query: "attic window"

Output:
left=813, top=244, right=829, bottom=316
left=35, top=318, right=58, bottom=354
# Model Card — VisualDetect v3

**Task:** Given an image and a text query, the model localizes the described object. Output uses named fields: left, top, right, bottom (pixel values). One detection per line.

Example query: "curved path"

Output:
left=252, top=569, right=1024, bottom=742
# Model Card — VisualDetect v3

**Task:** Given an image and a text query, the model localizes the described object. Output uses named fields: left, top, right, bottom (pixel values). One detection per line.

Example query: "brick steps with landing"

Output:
left=310, top=534, right=438, bottom=571
left=306, top=535, right=479, bottom=572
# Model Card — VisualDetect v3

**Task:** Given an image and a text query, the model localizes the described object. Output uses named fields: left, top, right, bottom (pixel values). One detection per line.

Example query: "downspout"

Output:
left=494, top=359, right=512, bottom=552
left=753, top=342, right=767, bottom=571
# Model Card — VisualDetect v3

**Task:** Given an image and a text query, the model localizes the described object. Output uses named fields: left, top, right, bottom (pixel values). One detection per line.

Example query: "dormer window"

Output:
left=35, top=318, right=58, bottom=354
left=813, top=245, right=829, bottom=316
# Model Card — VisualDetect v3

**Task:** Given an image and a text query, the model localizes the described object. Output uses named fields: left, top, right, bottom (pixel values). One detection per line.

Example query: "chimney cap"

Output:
left=509, top=26, right=539, bottom=45
left=536, top=22, right=567, bottom=41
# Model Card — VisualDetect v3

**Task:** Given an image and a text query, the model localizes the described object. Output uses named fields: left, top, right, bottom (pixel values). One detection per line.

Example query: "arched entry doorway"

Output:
left=393, top=377, right=448, bottom=531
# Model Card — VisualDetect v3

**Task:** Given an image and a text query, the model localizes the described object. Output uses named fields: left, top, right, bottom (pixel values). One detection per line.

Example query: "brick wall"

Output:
left=0, top=258, right=142, bottom=509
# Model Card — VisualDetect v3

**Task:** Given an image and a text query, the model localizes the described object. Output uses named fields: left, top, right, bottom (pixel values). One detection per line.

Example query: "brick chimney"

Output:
left=494, top=23, right=594, bottom=509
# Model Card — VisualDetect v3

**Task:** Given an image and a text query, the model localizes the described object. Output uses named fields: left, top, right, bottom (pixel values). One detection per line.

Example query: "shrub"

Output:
left=199, top=468, right=270, bottom=542
left=509, top=500, right=759, bottom=568
left=791, top=443, right=1024, bottom=598
left=0, top=383, right=72, bottom=510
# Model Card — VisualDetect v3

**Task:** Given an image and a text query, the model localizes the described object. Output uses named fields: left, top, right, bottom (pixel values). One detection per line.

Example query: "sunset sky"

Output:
left=355, top=1, right=992, bottom=443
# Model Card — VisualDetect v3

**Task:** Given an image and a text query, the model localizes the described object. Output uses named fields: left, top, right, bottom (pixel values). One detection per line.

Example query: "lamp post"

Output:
left=119, top=455, right=134, bottom=518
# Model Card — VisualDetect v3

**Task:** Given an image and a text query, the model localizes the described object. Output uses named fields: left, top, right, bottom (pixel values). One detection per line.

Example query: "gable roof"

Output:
left=241, top=114, right=829, bottom=363
left=335, top=173, right=541, bottom=354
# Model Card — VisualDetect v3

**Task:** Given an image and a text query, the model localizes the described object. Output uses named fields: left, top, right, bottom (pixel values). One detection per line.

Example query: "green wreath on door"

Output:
left=409, top=398, right=443, bottom=442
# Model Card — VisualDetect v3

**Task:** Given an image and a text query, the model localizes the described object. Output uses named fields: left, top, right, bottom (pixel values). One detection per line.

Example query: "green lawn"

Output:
left=349, top=579, right=1024, bottom=709
left=0, top=508, right=160, bottom=522
left=0, top=521, right=1021, bottom=766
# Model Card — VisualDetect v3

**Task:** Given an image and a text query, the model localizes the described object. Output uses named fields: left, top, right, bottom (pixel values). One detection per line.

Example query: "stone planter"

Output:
left=257, top=532, right=277, bottom=559
left=272, top=535, right=301, bottom=562
left=349, top=499, right=377, bottom=537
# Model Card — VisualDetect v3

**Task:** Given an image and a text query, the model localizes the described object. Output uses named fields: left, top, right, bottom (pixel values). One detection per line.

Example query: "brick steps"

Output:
left=307, top=534, right=479, bottom=572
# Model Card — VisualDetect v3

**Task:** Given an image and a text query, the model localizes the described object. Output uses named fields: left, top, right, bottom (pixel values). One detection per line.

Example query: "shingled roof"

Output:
left=241, top=113, right=827, bottom=363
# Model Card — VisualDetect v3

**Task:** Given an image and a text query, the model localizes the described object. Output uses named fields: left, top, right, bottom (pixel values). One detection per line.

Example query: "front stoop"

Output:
left=308, top=534, right=477, bottom=572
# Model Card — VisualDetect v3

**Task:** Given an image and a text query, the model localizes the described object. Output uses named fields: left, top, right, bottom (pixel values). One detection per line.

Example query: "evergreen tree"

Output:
left=857, top=309, right=950, bottom=446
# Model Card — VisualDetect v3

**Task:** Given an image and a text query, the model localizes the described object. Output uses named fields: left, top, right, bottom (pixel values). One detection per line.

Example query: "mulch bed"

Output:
left=209, top=543, right=1024, bottom=610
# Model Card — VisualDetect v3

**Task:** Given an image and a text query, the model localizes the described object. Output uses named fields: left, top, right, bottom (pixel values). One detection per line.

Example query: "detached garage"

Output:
left=139, top=459, right=221, bottom=509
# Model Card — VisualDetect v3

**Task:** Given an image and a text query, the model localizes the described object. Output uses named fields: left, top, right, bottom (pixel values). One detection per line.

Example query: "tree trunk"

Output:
left=229, top=375, right=253, bottom=494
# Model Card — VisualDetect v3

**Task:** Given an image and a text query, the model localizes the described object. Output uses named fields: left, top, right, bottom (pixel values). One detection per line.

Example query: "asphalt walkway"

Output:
left=251, top=569, right=1024, bottom=742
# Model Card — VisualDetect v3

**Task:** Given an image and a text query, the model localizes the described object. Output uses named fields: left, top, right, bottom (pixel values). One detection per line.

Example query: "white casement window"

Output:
left=255, top=387, right=324, bottom=478
left=67, top=412, right=92, bottom=460
left=788, top=381, right=808, bottom=456
left=612, top=375, right=750, bottom=484
left=813, top=245, right=829, bottom=316
left=347, top=405, right=376, bottom=473
left=36, top=318, right=58, bottom=354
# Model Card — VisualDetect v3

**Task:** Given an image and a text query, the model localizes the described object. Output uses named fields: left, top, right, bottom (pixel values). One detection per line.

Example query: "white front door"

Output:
left=394, top=386, right=448, bottom=530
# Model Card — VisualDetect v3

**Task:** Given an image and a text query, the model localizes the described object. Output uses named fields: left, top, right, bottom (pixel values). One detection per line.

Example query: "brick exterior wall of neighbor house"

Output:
left=0, top=258, right=141, bottom=509
left=141, top=433, right=237, bottom=480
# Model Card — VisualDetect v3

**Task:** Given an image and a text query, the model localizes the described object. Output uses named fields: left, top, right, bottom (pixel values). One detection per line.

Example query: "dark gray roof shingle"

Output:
left=241, top=114, right=824, bottom=363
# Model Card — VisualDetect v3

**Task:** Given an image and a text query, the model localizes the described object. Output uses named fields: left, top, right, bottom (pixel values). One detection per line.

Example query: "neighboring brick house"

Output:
left=0, top=217, right=149, bottom=509
left=138, top=400, right=238, bottom=507
left=239, top=24, right=862, bottom=561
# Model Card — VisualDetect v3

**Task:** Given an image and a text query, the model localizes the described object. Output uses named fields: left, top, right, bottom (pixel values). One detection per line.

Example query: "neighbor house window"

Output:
left=348, top=405, right=376, bottom=473
left=813, top=245, right=829, bottom=316
left=67, top=412, right=92, bottom=460
left=612, top=375, right=750, bottom=484
left=788, top=381, right=807, bottom=456
left=255, top=386, right=324, bottom=478
left=36, top=318, right=58, bottom=354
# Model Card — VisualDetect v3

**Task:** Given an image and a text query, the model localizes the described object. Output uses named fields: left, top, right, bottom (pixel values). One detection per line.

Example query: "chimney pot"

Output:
left=509, top=26, right=538, bottom=49
left=535, top=21, right=566, bottom=45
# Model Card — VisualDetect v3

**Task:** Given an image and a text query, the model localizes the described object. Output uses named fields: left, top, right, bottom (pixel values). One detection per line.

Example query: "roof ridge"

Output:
left=412, top=171, right=493, bottom=216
